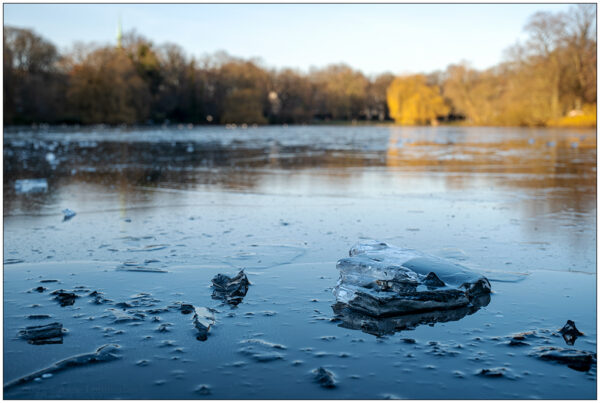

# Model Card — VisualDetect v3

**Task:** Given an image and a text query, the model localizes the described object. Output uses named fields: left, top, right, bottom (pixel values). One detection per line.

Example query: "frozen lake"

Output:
left=3, top=125, right=597, bottom=399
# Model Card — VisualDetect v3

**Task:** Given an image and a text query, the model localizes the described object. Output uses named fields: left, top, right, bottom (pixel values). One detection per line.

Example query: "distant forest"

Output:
left=3, top=4, right=596, bottom=127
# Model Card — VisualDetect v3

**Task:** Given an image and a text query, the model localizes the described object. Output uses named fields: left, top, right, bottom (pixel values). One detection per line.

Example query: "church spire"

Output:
left=116, top=16, right=122, bottom=49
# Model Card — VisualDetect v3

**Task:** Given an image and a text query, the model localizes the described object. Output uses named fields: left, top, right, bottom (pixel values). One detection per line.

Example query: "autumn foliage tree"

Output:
left=441, top=4, right=596, bottom=127
left=3, top=27, right=66, bottom=124
left=3, top=4, right=596, bottom=127
left=387, top=75, right=449, bottom=125
left=211, top=59, right=268, bottom=124
left=310, top=64, right=369, bottom=120
left=67, top=47, right=150, bottom=124
left=268, top=68, right=314, bottom=123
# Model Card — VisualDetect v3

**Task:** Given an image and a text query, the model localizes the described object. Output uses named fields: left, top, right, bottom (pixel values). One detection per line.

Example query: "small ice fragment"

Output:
left=51, top=290, right=79, bottom=306
left=237, top=339, right=286, bottom=362
left=477, top=367, right=511, bottom=378
left=62, top=209, right=76, bottom=222
left=4, top=258, right=24, bottom=265
left=239, top=339, right=286, bottom=350
left=194, top=384, right=211, bottom=395
left=19, top=322, right=64, bottom=345
left=529, top=346, right=595, bottom=372
left=192, top=307, right=215, bottom=341
left=107, top=308, right=145, bottom=323
left=116, top=265, right=167, bottom=273
left=506, top=330, right=541, bottom=347
left=312, top=367, right=336, bottom=388
left=89, top=291, right=111, bottom=305
left=15, top=179, right=48, bottom=194
left=27, top=314, right=52, bottom=320
left=559, top=320, right=584, bottom=346
left=127, top=244, right=169, bottom=252
left=211, top=270, right=250, bottom=305
left=261, top=310, right=277, bottom=316
left=156, top=323, right=171, bottom=333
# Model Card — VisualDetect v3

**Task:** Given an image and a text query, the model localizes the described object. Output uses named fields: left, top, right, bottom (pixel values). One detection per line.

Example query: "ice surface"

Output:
left=2, top=125, right=597, bottom=399
left=2, top=259, right=596, bottom=399
left=333, top=240, right=491, bottom=317
left=312, top=367, right=336, bottom=388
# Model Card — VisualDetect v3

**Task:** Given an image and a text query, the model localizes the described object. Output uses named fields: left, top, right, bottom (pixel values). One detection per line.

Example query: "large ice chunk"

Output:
left=333, top=240, right=491, bottom=317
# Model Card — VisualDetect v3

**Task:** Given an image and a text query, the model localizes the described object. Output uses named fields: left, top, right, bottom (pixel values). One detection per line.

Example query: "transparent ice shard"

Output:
left=62, top=208, right=76, bottom=221
left=193, top=307, right=215, bottom=341
left=211, top=270, right=250, bottom=305
left=333, top=240, right=491, bottom=317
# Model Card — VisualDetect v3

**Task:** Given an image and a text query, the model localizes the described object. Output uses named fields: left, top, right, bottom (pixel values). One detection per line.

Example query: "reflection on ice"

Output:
left=559, top=320, right=584, bottom=346
left=332, top=294, right=490, bottom=337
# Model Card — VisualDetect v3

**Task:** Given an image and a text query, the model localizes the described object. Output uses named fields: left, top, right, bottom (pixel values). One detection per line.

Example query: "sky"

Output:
left=4, top=3, right=575, bottom=76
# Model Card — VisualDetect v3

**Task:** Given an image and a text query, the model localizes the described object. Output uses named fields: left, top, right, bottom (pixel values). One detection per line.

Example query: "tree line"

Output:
left=3, top=4, right=595, bottom=127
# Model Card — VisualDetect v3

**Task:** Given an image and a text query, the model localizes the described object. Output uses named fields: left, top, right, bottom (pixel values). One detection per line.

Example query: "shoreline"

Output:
left=4, top=121, right=596, bottom=131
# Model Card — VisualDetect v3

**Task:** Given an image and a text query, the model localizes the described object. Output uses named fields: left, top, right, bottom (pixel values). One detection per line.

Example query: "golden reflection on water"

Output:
left=381, top=128, right=596, bottom=235
left=3, top=127, right=596, bottom=219
left=385, top=128, right=596, bottom=193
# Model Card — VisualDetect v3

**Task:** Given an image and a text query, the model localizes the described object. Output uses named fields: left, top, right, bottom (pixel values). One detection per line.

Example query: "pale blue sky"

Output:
left=4, top=3, right=575, bottom=75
